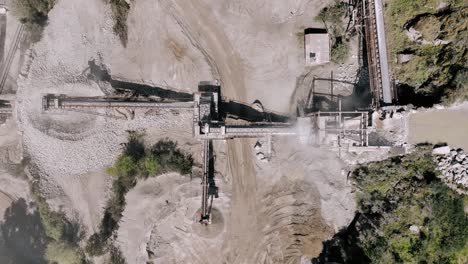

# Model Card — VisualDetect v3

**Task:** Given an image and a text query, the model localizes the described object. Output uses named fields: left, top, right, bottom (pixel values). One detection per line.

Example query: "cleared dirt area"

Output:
left=11, top=0, right=358, bottom=263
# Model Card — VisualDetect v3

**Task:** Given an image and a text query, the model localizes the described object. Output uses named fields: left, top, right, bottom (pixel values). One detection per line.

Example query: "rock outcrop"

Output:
left=433, top=146, right=468, bottom=194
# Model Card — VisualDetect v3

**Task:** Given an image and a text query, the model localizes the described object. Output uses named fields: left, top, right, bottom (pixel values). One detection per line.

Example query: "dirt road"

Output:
left=167, top=0, right=259, bottom=262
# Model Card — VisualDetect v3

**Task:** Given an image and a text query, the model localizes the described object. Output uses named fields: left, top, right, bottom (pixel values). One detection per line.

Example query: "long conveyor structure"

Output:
left=42, top=94, right=195, bottom=110
left=41, top=85, right=316, bottom=224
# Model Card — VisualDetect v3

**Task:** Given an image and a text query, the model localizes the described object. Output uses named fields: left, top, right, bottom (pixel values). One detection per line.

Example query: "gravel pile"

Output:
left=433, top=146, right=468, bottom=194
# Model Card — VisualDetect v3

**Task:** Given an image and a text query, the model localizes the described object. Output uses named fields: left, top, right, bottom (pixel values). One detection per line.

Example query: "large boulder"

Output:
left=432, top=146, right=450, bottom=155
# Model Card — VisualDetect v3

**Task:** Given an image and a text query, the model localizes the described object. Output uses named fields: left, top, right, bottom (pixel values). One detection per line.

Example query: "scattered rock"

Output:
left=437, top=2, right=450, bottom=12
left=409, top=225, right=420, bottom=235
left=456, top=154, right=465, bottom=162
left=406, top=27, right=422, bottom=41
left=256, top=152, right=266, bottom=161
left=252, top=100, right=264, bottom=112
left=432, top=146, right=450, bottom=155
left=397, top=54, right=413, bottom=64
left=254, top=141, right=262, bottom=151
left=433, top=146, right=468, bottom=194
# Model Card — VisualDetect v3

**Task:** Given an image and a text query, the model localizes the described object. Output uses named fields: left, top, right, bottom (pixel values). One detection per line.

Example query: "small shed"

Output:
left=304, top=28, right=330, bottom=65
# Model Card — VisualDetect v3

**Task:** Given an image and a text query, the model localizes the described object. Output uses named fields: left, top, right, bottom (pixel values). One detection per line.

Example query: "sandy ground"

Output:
left=116, top=136, right=355, bottom=264
left=117, top=173, right=230, bottom=264
left=114, top=0, right=335, bottom=113
left=13, top=0, right=359, bottom=263
left=409, top=102, right=468, bottom=150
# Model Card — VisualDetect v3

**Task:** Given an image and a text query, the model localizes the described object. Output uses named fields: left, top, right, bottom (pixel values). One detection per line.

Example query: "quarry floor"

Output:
left=1, top=0, right=467, bottom=262
left=0, top=0, right=366, bottom=263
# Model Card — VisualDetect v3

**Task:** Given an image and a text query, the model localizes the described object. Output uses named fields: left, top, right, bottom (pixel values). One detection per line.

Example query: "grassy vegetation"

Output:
left=86, top=132, right=193, bottom=256
left=314, top=146, right=468, bottom=263
left=11, top=0, right=57, bottom=42
left=353, top=147, right=468, bottom=263
left=386, top=0, right=468, bottom=104
left=331, top=39, right=349, bottom=64
left=315, top=0, right=347, bottom=36
left=315, top=0, right=350, bottom=64
left=11, top=0, right=130, bottom=45
left=45, top=241, right=84, bottom=264
left=31, top=180, right=86, bottom=263
left=108, top=0, right=130, bottom=47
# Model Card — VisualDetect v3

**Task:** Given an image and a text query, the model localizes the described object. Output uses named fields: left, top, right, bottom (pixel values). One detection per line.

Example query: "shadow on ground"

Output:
left=312, top=213, right=370, bottom=264
left=87, top=59, right=292, bottom=123
left=0, top=198, right=47, bottom=264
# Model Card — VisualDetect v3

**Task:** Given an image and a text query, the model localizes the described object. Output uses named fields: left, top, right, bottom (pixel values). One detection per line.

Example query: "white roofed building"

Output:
left=305, top=29, right=330, bottom=65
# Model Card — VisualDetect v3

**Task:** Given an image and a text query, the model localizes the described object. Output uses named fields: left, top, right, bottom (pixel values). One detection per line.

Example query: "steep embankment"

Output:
left=313, top=146, right=468, bottom=263
left=386, top=0, right=467, bottom=106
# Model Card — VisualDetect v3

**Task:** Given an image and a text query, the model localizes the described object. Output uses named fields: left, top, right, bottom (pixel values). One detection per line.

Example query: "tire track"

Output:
left=165, top=1, right=259, bottom=263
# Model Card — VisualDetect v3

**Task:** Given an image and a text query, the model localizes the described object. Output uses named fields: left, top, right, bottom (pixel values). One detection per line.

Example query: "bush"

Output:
left=108, top=0, right=130, bottom=47
left=386, top=0, right=468, bottom=104
left=30, top=181, right=85, bottom=263
left=331, top=40, right=348, bottom=64
left=150, top=139, right=193, bottom=175
left=46, top=241, right=84, bottom=264
left=144, top=155, right=159, bottom=176
left=85, top=233, right=107, bottom=256
left=11, top=0, right=57, bottom=42
left=109, top=245, right=126, bottom=264
left=315, top=0, right=347, bottom=25
left=31, top=182, right=82, bottom=243
left=86, top=135, right=193, bottom=257
left=315, top=0, right=347, bottom=36
left=353, top=147, right=468, bottom=263
left=314, top=146, right=468, bottom=263
left=109, top=155, right=138, bottom=178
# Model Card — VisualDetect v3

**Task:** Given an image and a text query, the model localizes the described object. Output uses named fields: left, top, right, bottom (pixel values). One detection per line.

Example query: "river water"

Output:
left=409, top=105, right=468, bottom=150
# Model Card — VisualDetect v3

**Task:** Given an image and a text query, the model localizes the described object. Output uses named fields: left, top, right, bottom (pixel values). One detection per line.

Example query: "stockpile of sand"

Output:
left=117, top=173, right=230, bottom=264
left=251, top=137, right=356, bottom=262
left=15, top=0, right=198, bottom=236
left=13, top=0, right=359, bottom=263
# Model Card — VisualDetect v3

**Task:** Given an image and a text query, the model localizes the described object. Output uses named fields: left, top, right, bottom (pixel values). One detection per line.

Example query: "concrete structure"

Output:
left=305, top=29, right=330, bottom=65
left=42, top=94, right=194, bottom=110
left=0, top=0, right=7, bottom=63
left=42, top=86, right=302, bottom=224
left=42, top=84, right=373, bottom=224
left=373, top=0, right=392, bottom=104
left=363, top=0, right=393, bottom=106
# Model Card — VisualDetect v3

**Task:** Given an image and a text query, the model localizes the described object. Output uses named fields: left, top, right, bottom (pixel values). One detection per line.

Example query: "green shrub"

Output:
left=85, top=233, right=107, bottom=256
left=315, top=0, right=347, bottom=26
left=31, top=182, right=81, bottom=243
left=113, top=155, right=138, bottom=178
left=30, top=181, right=85, bottom=263
left=46, top=241, right=84, bottom=264
left=315, top=146, right=467, bottom=263
left=385, top=0, right=468, bottom=104
left=144, top=155, right=159, bottom=176
left=86, top=135, right=193, bottom=256
left=316, top=0, right=348, bottom=37
left=331, top=40, right=348, bottom=64
left=150, top=139, right=193, bottom=175
left=353, top=146, right=468, bottom=263
left=108, top=245, right=126, bottom=264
